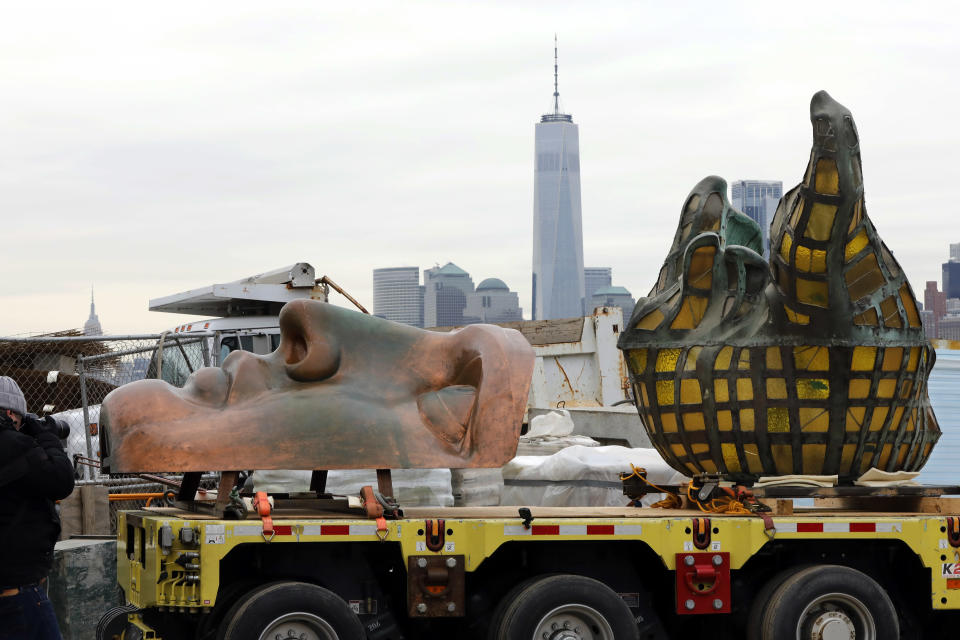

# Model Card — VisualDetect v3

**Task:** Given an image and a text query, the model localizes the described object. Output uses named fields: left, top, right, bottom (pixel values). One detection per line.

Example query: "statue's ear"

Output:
left=278, top=300, right=341, bottom=382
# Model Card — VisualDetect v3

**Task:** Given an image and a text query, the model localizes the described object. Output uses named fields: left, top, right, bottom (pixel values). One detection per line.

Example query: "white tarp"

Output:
left=501, top=445, right=688, bottom=508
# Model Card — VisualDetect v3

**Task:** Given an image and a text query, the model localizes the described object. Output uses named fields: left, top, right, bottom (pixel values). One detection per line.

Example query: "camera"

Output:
left=24, top=413, right=71, bottom=439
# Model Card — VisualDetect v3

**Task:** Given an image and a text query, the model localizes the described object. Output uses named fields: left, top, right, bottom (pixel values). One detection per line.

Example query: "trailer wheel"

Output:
left=491, top=574, right=639, bottom=640
left=216, top=581, right=364, bottom=640
left=745, top=565, right=812, bottom=640
left=759, top=565, right=898, bottom=640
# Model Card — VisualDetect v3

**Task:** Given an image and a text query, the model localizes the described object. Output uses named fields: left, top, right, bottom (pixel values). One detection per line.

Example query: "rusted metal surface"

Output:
left=618, top=91, right=939, bottom=482
left=100, top=299, right=534, bottom=473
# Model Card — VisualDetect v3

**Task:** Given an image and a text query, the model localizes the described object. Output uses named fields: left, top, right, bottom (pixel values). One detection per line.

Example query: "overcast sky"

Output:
left=2, top=1, right=958, bottom=336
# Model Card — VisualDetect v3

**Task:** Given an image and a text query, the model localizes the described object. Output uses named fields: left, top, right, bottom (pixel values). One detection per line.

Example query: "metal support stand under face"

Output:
left=376, top=469, right=394, bottom=499
left=310, top=470, right=328, bottom=494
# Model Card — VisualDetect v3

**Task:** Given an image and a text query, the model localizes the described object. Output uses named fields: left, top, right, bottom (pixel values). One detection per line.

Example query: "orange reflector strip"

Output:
left=948, top=579, right=960, bottom=590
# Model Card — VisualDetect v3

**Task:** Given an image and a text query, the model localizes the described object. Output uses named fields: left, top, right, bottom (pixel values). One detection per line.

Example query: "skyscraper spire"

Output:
left=541, top=35, right=572, bottom=123
left=553, top=33, right=560, bottom=115
left=84, top=285, right=102, bottom=336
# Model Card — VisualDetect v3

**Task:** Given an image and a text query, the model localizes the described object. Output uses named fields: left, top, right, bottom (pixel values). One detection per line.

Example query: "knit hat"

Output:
left=0, top=376, right=27, bottom=416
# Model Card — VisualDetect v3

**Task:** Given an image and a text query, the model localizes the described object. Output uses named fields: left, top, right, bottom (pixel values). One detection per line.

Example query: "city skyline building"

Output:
left=424, top=262, right=475, bottom=328
left=951, top=242, right=960, bottom=262
left=373, top=267, right=424, bottom=327
left=730, top=180, right=783, bottom=257
left=944, top=261, right=960, bottom=299
left=463, top=278, right=522, bottom=324
left=532, top=39, right=585, bottom=320
left=584, top=267, right=612, bottom=305
left=83, top=287, right=102, bottom=336
left=589, top=285, right=635, bottom=320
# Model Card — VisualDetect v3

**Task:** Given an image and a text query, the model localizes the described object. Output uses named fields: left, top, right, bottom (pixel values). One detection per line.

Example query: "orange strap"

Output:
left=360, top=486, right=384, bottom=519
left=252, top=491, right=274, bottom=540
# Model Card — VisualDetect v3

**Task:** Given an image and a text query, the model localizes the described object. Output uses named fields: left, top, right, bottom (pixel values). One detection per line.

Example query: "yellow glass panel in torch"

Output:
left=784, top=305, right=810, bottom=325
left=717, top=410, right=733, bottom=431
left=794, top=346, right=830, bottom=371
left=772, top=445, right=793, bottom=472
left=853, top=308, right=879, bottom=326
left=656, top=348, right=682, bottom=372
left=845, top=228, right=870, bottom=262
left=684, top=346, right=702, bottom=371
left=848, top=379, right=871, bottom=399
left=906, top=348, right=920, bottom=372
left=851, top=346, right=877, bottom=371
left=881, top=347, right=903, bottom=371
left=880, top=296, right=903, bottom=328
left=721, top=444, right=741, bottom=472
left=804, top=202, right=838, bottom=241
left=635, top=308, right=665, bottom=331
left=847, top=199, right=863, bottom=234
left=790, top=196, right=805, bottom=227
left=628, top=349, right=648, bottom=375
left=870, top=407, right=889, bottom=431
left=900, top=284, right=921, bottom=328
left=656, top=380, right=675, bottom=405
left=814, top=158, right=840, bottom=194
left=687, top=247, right=715, bottom=290
left=799, top=407, right=829, bottom=432
left=671, top=296, right=708, bottom=329
left=779, top=233, right=793, bottom=263
left=876, top=379, right=896, bottom=398
left=796, top=277, right=829, bottom=307
left=740, top=409, right=755, bottom=431
left=682, top=412, right=705, bottom=431
left=845, top=407, right=866, bottom=431
left=680, top=379, right=702, bottom=404
left=767, top=407, right=790, bottom=433
left=736, top=378, right=754, bottom=401
left=811, top=249, right=827, bottom=273
left=767, top=378, right=788, bottom=399
left=715, top=346, right=733, bottom=370
left=714, top=379, right=729, bottom=403
left=766, top=347, right=783, bottom=369
left=797, top=378, right=830, bottom=400
left=845, top=253, right=886, bottom=302
left=737, top=349, right=751, bottom=370
left=660, top=412, right=678, bottom=433
left=795, top=245, right=812, bottom=271
left=744, top=444, right=763, bottom=473
left=803, top=444, right=827, bottom=475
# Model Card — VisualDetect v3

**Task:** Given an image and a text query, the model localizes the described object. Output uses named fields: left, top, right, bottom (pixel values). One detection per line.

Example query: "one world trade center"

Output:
left=532, top=39, right=585, bottom=320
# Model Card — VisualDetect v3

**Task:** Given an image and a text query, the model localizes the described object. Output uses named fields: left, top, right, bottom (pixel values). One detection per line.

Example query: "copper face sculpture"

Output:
left=101, top=300, right=535, bottom=473
left=618, top=91, right=940, bottom=483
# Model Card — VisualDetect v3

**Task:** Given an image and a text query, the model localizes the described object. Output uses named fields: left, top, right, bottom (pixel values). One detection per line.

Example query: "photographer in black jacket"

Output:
left=0, top=376, right=75, bottom=639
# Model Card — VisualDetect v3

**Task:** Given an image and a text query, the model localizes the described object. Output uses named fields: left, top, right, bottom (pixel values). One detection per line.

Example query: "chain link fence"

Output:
left=0, top=330, right=217, bottom=532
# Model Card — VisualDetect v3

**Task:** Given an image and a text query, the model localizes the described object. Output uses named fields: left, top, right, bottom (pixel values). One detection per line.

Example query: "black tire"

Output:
left=96, top=605, right=137, bottom=640
left=217, top=581, right=364, bottom=640
left=760, top=565, right=899, bottom=640
left=744, top=564, right=812, bottom=640
left=486, top=576, right=548, bottom=640
left=491, top=574, right=639, bottom=640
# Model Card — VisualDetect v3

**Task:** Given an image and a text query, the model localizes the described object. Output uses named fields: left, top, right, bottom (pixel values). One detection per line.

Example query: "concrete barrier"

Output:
left=48, top=538, right=120, bottom=640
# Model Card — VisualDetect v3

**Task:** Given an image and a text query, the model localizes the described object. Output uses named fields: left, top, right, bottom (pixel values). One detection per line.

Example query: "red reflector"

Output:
left=797, top=523, right=823, bottom=533
left=273, top=525, right=292, bottom=536
left=587, top=525, right=615, bottom=535
left=948, top=579, right=960, bottom=590
left=849, top=523, right=876, bottom=532
left=321, top=525, right=350, bottom=536
left=532, top=525, right=559, bottom=535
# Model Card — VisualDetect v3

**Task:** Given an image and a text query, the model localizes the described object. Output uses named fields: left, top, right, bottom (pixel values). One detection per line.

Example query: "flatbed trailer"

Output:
left=106, top=498, right=960, bottom=640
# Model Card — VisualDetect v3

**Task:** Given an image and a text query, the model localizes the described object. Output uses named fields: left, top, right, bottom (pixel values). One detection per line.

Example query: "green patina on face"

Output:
left=617, top=91, right=939, bottom=484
